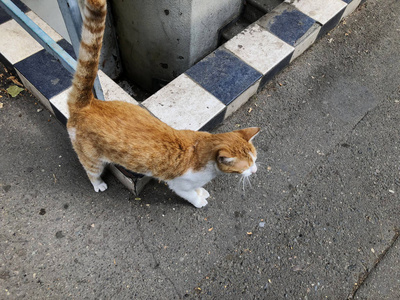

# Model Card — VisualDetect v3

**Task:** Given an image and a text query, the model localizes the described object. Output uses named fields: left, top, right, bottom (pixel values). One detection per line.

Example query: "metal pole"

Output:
left=0, top=0, right=104, bottom=100
left=57, top=0, right=104, bottom=100
left=0, top=0, right=77, bottom=74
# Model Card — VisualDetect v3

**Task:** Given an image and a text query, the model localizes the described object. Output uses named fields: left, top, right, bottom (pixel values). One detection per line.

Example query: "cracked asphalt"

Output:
left=1, top=0, right=399, bottom=299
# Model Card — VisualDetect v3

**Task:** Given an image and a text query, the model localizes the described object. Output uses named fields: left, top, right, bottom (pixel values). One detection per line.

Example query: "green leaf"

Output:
left=7, top=85, right=24, bottom=97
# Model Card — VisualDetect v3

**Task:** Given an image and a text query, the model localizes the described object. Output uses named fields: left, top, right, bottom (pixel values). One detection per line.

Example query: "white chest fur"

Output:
left=167, top=162, right=219, bottom=192
left=166, top=162, right=220, bottom=208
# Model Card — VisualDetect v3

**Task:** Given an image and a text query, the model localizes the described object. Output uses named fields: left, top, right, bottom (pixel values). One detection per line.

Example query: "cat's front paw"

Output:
left=192, top=197, right=208, bottom=208
left=93, top=181, right=108, bottom=192
left=196, top=188, right=210, bottom=199
left=192, top=188, right=210, bottom=208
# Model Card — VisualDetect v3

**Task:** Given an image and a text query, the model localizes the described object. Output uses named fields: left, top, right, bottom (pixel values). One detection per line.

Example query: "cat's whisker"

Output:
left=246, top=176, right=253, bottom=189
left=244, top=176, right=252, bottom=192
left=238, top=175, right=247, bottom=194
left=240, top=174, right=256, bottom=195
left=238, top=176, right=244, bottom=190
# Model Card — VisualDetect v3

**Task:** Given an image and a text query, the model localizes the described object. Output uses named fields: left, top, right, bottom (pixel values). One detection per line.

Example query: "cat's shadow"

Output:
left=102, top=170, right=197, bottom=209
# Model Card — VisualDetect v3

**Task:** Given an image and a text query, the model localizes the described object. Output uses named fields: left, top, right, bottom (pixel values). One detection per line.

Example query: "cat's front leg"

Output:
left=169, top=187, right=209, bottom=208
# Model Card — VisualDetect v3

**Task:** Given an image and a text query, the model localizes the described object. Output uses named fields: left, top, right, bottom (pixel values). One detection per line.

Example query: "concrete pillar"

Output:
left=110, top=0, right=243, bottom=92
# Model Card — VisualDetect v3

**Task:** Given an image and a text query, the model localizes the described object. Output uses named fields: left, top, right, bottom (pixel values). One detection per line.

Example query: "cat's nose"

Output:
left=251, top=164, right=257, bottom=174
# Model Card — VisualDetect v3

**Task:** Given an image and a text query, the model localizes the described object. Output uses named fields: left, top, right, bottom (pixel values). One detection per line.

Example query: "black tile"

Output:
left=0, top=0, right=30, bottom=25
left=186, top=49, right=262, bottom=106
left=259, top=5, right=316, bottom=47
left=50, top=101, right=67, bottom=126
left=0, top=52, right=16, bottom=75
left=199, top=107, right=227, bottom=132
left=14, top=39, right=75, bottom=100
left=259, top=51, right=293, bottom=90
left=317, top=7, right=346, bottom=39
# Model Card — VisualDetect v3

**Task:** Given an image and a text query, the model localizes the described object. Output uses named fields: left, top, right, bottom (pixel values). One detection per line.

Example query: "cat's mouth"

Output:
left=238, top=163, right=257, bottom=193
left=241, top=163, right=257, bottom=177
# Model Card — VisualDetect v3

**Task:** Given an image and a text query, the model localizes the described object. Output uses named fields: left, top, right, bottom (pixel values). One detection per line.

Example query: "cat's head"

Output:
left=216, top=127, right=260, bottom=176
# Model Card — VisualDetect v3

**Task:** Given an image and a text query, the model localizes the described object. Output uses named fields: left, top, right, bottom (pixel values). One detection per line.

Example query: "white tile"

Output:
left=225, top=79, right=260, bottom=118
left=342, top=0, right=362, bottom=19
left=49, top=87, right=71, bottom=119
left=291, top=23, right=321, bottom=62
left=98, top=70, right=138, bottom=105
left=286, top=0, right=347, bottom=25
left=223, top=24, right=294, bottom=75
left=142, top=74, right=226, bottom=131
left=0, top=11, right=63, bottom=64
left=49, top=71, right=139, bottom=121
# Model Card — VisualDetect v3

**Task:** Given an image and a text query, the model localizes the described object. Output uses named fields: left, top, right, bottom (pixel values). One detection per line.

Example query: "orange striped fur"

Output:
left=67, top=0, right=260, bottom=207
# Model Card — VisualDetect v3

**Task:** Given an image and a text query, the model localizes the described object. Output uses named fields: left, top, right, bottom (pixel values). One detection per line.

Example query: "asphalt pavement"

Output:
left=1, top=0, right=399, bottom=299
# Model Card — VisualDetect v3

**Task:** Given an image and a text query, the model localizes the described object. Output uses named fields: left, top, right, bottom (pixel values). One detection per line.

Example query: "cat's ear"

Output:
left=236, top=127, right=260, bottom=142
left=217, top=150, right=235, bottom=165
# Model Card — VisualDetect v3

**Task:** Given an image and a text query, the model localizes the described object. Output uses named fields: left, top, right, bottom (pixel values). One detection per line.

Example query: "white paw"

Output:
left=192, top=197, right=208, bottom=208
left=196, top=188, right=210, bottom=199
left=93, top=181, right=108, bottom=192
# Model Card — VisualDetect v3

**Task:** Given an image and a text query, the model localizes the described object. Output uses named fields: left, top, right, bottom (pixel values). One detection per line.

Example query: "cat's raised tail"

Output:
left=68, top=0, right=107, bottom=110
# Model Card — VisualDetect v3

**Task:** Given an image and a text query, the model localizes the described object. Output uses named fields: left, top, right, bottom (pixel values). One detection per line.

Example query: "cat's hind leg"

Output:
left=87, top=167, right=108, bottom=192
left=69, top=129, right=107, bottom=192
left=75, top=151, right=108, bottom=192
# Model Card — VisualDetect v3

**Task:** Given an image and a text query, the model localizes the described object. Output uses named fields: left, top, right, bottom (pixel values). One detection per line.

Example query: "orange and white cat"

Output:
left=67, top=0, right=260, bottom=208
